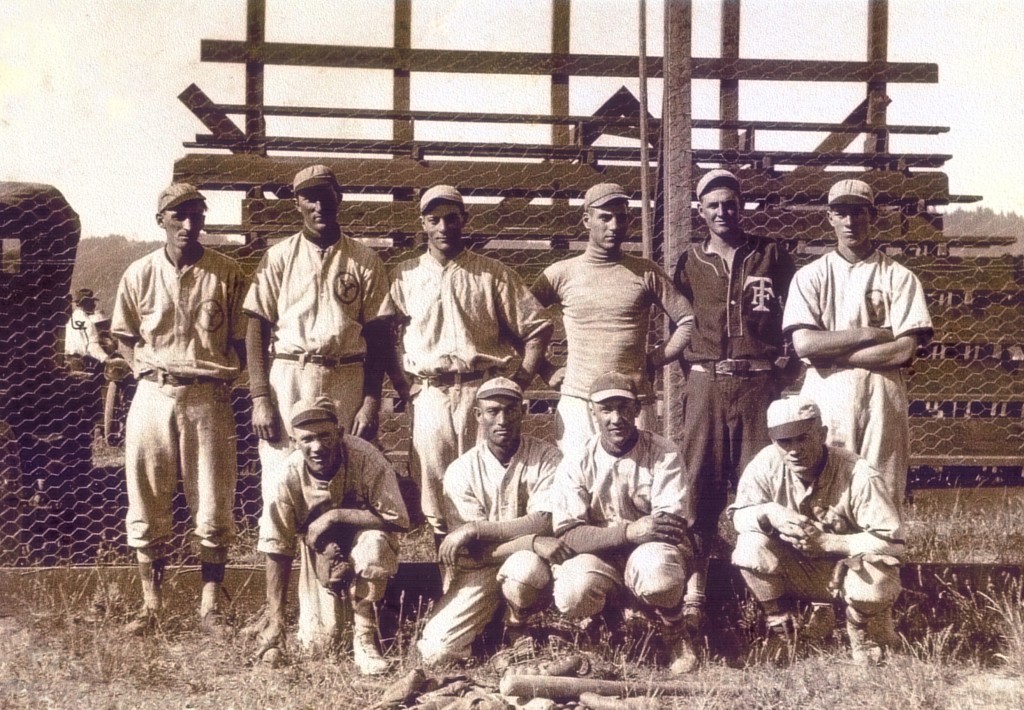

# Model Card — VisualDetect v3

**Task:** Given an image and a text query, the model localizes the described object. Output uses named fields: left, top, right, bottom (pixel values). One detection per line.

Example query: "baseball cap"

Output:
left=827, top=179, right=874, bottom=207
left=766, top=395, right=822, bottom=440
left=589, top=371, right=639, bottom=403
left=583, top=183, right=630, bottom=210
left=476, top=376, right=523, bottom=402
left=293, top=164, right=341, bottom=194
left=419, top=185, right=464, bottom=214
left=696, top=169, right=741, bottom=200
left=157, top=183, right=206, bottom=213
left=290, top=396, right=339, bottom=428
left=72, top=288, right=95, bottom=303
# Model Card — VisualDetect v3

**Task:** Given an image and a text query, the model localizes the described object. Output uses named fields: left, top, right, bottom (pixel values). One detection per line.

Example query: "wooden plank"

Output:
left=551, top=0, right=571, bottom=146
left=244, top=0, right=266, bottom=150
left=177, top=84, right=245, bottom=144
left=908, top=359, right=1024, bottom=399
left=719, top=0, right=741, bottom=152
left=864, top=0, right=890, bottom=154
left=392, top=0, right=412, bottom=144
left=174, top=154, right=951, bottom=201
left=909, top=418, right=1024, bottom=464
left=199, top=40, right=939, bottom=82
left=928, top=304, right=1024, bottom=345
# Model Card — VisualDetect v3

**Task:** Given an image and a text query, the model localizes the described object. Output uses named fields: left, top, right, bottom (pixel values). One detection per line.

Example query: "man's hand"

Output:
left=765, top=505, right=814, bottom=541
left=252, top=396, right=280, bottom=443
left=350, top=398, right=380, bottom=440
left=532, top=536, right=573, bottom=565
left=438, top=524, right=478, bottom=569
left=781, top=524, right=836, bottom=557
left=626, top=513, right=689, bottom=545
left=547, top=367, right=566, bottom=391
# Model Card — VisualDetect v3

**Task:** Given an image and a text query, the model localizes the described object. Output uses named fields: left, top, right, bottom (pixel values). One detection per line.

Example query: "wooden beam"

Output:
left=393, top=0, right=412, bottom=144
left=719, top=0, right=741, bottom=152
left=177, top=84, right=245, bottom=144
left=864, top=0, right=890, bottom=154
left=551, top=0, right=571, bottom=146
left=199, top=40, right=939, bottom=82
left=244, top=0, right=266, bottom=153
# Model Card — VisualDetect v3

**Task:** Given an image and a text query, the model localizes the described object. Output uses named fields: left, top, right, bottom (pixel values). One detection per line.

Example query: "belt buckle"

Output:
left=720, top=359, right=750, bottom=375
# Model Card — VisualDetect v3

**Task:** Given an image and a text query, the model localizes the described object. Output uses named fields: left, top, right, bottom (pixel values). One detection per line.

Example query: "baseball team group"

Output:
left=93, top=163, right=932, bottom=676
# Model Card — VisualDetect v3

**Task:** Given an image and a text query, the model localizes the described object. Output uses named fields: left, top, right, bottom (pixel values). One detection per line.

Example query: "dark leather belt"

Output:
left=413, top=370, right=493, bottom=387
left=274, top=352, right=364, bottom=368
left=691, top=358, right=774, bottom=377
left=142, top=371, right=224, bottom=386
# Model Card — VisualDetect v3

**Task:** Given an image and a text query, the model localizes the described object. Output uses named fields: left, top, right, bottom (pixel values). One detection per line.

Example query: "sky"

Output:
left=1, top=0, right=1022, bottom=239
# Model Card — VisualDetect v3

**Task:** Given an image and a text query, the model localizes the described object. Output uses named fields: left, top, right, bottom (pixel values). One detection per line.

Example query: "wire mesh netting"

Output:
left=3, top=1, right=1023, bottom=567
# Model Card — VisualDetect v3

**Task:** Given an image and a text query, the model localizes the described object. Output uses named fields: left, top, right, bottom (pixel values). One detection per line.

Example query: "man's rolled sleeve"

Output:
left=365, top=453, right=411, bottom=531
left=781, top=268, right=823, bottom=335
left=257, top=485, right=299, bottom=558
left=242, top=254, right=281, bottom=323
left=442, top=458, right=488, bottom=527
left=110, top=271, right=140, bottom=343
left=650, top=264, right=695, bottom=327
left=524, top=445, right=562, bottom=516
left=650, top=448, right=694, bottom=526
left=550, top=457, right=590, bottom=536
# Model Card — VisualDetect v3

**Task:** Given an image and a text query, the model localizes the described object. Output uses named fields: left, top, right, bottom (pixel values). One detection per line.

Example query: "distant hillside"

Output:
left=944, top=208, right=1024, bottom=254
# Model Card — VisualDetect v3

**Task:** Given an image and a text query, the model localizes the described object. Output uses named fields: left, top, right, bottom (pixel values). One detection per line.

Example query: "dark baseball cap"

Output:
left=589, top=371, right=639, bottom=403
left=290, top=396, right=339, bottom=428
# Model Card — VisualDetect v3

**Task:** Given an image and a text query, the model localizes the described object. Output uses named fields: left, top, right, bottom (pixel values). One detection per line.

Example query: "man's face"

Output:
left=293, top=419, right=341, bottom=476
left=698, top=187, right=741, bottom=239
left=157, top=200, right=205, bottom=250
left=475, top=395, right=524, bottom=449
left=421, top=202, right=466, bottom=256
left=827, top=204, right=874, bottom=254
left=772, top=423, right=827, bottom=479
left=295, top=184, right=340, bottom=235
left=591, top=397, right=640, bottom=449
left=583, top=200, right=631, bottom=254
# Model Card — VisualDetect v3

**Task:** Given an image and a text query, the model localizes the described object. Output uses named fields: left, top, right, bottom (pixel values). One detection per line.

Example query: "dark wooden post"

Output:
left=551, top=0, right=571, bottom=146
left=245, top=0, right=266, bottom=152
left=719, top=0, right=740, bottom=152
left=864, top=0, right=889, bottom=154
left=394, top=0, right=413, bottom=145
left=662, top=0, right=692, bottom=441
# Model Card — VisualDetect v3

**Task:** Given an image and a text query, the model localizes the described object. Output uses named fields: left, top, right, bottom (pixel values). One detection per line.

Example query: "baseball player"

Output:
left=244, top=165, right=393, bottom=554
left=385, top=185, right=552, bottom=538
left=256, top=397, right=409, bottom=675
left=783, top=179, right=933, bottom=506
left=110, top=183, right=247, bottom=635
left=531, top=182, right=694, bottom=455
left=64, top=288, right=111, bottom=369
left=672, top=169, right=796, bottom=632
left=416, top=377, right=568, bottom=666
left=729, top=395, right=904, bottom=666
left=550, top=371, right=699, bottom=675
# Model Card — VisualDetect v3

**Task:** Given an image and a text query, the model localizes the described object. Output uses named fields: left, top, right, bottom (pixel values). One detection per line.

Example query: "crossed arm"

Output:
left=791, top=327, right=918, bottom=369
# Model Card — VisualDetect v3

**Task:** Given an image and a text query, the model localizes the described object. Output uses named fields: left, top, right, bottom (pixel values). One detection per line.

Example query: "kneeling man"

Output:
left=417, top=377, right=569, bottom=665
left=729, top=395, right=903, bottom=665
left=550, top=371, right=699, bottom=674
left=258, top=397, right=410, bottom=674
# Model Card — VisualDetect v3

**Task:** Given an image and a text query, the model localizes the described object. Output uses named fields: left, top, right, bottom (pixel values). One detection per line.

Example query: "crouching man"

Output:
left=257, top=397, right=410, bottom=674
left=550, top=371, right=700, bottom=675
left=416, top=378, right=569, bottom=665
left=729, top=395, right=904, bottom=666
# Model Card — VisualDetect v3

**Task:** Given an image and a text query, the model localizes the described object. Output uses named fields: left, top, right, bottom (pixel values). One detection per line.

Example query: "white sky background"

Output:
left=0, top=0, right=1021, bottom=239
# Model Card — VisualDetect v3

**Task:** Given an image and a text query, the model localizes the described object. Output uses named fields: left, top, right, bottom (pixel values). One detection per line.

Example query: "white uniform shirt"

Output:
left=385, top=250, right=549, bottom=376
left=532, top=253, right=694, bottom=399
left=111, top=248, right=246, bottom=380
left=729, top=444, right=903, bottom=549
left=243, top=232, right=391, bottom=358
left=258, top=434, right=410, bottom=557
left=783, top=249, right=932, bottom=354
left=443, top=435, right=563, bottom=527
left=64, top=307, right=107, bottom=362
left=551, top=430, right=695, bottom=535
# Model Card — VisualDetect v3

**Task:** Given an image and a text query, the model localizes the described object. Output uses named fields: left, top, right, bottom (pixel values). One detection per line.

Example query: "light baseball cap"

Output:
left=476, top=376, right=524, bottom=402
left=589, top=371, right=639, bottom=403
left=157, top=183, right=206, bottom=213
left=583, top=183, right=630, bottom=210
left=293, top=164, right=341, bottom=194
left=766, top=395, right=822, bottom=440
left=419, top=185, right=464, bottom=214
left=827, top=179, right=875, bottom=207
left=290, top=396, right=339, bottom=428
left=696, top=169, right=741, bottom=200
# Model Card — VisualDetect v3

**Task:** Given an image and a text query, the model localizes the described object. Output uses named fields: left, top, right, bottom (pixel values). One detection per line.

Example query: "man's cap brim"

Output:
left=768, top=417, right=818, bottom=441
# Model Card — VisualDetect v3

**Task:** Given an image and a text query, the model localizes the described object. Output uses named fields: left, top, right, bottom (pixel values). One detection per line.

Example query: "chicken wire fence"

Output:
left=3, top=0, right=1023, bottom=566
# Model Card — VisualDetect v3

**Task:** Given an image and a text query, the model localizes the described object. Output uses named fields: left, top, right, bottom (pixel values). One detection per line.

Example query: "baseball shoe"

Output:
left=760, top=615, right=797, bottom=666
left=124, top=607, right=159, bottom=637
left=667, top=634, right=700, bottom=675
left=800, top=603, right=836, bottom=644
left=200, top=610, right=232, bottom=639
left=352, top=628, right=389, bottom=676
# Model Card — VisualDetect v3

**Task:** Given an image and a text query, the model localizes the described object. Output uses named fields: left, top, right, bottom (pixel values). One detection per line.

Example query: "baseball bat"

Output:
left=580, top=692, right=663, bottom=709
left=498, top=674, right=701, bottom=700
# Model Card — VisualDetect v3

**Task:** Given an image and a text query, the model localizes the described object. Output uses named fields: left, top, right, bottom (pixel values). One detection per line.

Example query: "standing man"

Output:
left=672, top=169, right=796, bottom=628
left=551, top=372, right=699, bottom=675
left=244, top=165, right=392, bottom=541
left=416, top=377, right=569, bottom=665
left=385, top=185, right=552, bottom=538
left=729, top=395, right=904, bottom=666
left=111, top=183, right=247, bottom=635
left=783, top=179, right=932, bottom=506
left=531, top=182, right=694, bottom=455
left=65, top=288, right=111, bottom=370
left=256, top=397, right=409, bottom=675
